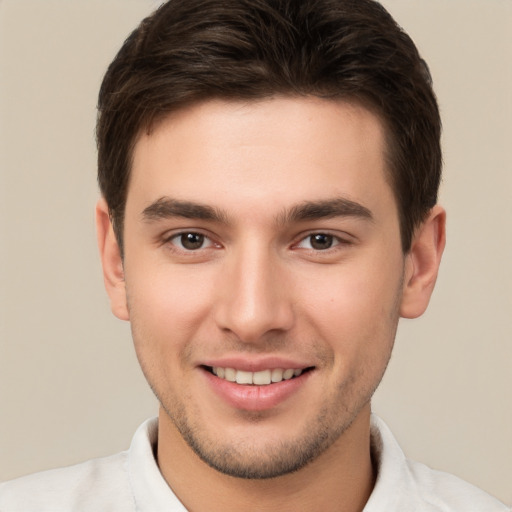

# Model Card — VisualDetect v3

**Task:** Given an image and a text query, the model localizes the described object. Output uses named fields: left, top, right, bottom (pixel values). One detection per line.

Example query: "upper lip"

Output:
left=200, top=356, right=314, bottom=373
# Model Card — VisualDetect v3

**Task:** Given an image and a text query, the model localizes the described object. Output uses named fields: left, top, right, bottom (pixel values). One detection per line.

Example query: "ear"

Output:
left=400, top=205, right=446, bottom=319
left=95, top=198, right=129, bottom=321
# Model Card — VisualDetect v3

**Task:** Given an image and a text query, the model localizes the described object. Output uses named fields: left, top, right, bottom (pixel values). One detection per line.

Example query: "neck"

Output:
left=157, top=405, right=375, bottom=512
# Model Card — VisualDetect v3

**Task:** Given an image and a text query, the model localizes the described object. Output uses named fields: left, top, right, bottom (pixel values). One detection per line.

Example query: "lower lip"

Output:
left=202, top=369, right=312, bottom=411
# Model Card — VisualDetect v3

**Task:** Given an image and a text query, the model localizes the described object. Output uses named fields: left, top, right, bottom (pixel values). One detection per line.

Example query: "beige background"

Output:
left=0, top=0, right=510, bottom=505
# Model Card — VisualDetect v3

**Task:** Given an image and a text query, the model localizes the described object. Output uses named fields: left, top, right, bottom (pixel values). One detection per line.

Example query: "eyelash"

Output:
left=164, top=230, right=351, bottom=254
left=294, top=233, right=345, bottom=251
left=166, top=231, right=217, bottom=252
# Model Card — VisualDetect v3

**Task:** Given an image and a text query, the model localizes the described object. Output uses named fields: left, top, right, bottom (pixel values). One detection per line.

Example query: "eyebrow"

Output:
left=142, top=197, right=228, bottom=223
left=141, top=196, right=373, bottom=225
left=278, top=198, right=374, bottom=225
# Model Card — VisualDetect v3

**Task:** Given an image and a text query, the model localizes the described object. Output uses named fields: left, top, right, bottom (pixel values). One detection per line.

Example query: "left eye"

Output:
left=170, top=232, right=213, bottom=251
left=296, top=233, right=339, bottom=251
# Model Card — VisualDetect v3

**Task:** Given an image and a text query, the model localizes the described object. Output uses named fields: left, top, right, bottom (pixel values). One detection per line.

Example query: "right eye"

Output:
left=168, top=232, right=214, bottom=251
left=296, top=233, right=338, bottom=251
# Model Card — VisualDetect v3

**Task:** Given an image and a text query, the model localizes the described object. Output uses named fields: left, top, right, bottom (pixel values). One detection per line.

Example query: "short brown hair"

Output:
left=97, top=0, right=441, bottom=253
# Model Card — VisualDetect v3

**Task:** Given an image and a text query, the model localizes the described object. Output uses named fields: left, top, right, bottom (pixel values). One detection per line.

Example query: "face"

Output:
left=115, top=97, right=408, bottom=478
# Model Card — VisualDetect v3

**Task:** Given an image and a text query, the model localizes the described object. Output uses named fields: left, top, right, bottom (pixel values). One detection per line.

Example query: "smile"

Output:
left=203, top=364, right=315, bottom=410
left=210, top=367, right=304, bottom=385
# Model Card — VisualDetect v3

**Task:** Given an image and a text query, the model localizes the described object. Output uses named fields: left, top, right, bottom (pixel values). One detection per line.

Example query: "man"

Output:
left=0, top=0, right=509, bottom=510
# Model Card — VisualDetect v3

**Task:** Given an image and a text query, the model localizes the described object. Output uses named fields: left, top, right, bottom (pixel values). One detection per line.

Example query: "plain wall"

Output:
left=0, top=0, right=510, bottom=505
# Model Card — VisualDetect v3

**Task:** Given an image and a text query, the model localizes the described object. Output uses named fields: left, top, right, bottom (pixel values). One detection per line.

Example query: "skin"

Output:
left=97, top=97, right=445, bottom=512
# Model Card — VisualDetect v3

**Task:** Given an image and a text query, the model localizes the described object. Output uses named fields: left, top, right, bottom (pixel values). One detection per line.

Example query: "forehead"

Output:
left=128, top=97, right=395, bottom=221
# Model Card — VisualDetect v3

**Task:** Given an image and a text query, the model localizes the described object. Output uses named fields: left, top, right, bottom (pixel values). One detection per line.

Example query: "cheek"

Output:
left=297, top=255, right=403, bottom=356
left=124, top=262, right=217, bottom=361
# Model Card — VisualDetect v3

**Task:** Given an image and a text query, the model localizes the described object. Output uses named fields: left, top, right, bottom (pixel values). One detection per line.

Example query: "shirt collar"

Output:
left=127, top=414, right=418, bottom=511
left=128, top=417, right=188, bottom=512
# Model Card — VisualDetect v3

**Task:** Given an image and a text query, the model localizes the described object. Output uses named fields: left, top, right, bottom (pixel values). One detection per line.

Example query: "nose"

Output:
left=214, top=243, right=295, bottom=344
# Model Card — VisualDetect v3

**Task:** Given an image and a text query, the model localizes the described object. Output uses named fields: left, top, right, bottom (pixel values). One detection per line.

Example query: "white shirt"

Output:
left=0, top=415, right=508, bottom=511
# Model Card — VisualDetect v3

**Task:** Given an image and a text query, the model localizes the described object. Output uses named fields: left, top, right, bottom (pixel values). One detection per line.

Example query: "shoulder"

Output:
left=368, top=414, right=510, bottom=512
left=405, top=457, right=510, bottom=512
left=0, top=451, right=134, bottom=512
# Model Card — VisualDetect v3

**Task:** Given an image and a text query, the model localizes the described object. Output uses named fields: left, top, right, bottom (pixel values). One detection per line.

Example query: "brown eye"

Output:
left=296, top=233, right=341, bottom=251
left=309, top=233, right=334, bottom=250
left=177, top=232, right=206, bottom=250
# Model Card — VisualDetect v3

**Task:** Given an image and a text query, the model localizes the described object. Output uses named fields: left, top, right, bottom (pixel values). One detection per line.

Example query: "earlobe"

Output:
left=95, top=198, right=129, bottom=321
left=400, top=205, right=446, bottom=319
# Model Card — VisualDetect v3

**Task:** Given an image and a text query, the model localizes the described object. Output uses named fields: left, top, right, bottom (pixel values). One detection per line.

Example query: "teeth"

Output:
left=224, top=367, right=236, bottom=382
left=283, top=369, right=295, bottom=380
left=271, top=368, right=283, bottom=382
left=235, top=370, right=253, bottom=385
left=212, top=367, right=303, bottom=385
left=253, top=369, right=271, bottom=385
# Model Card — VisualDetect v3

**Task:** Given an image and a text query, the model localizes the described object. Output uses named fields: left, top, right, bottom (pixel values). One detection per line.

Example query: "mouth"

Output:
left=203, top=365, right=314, bottom=385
